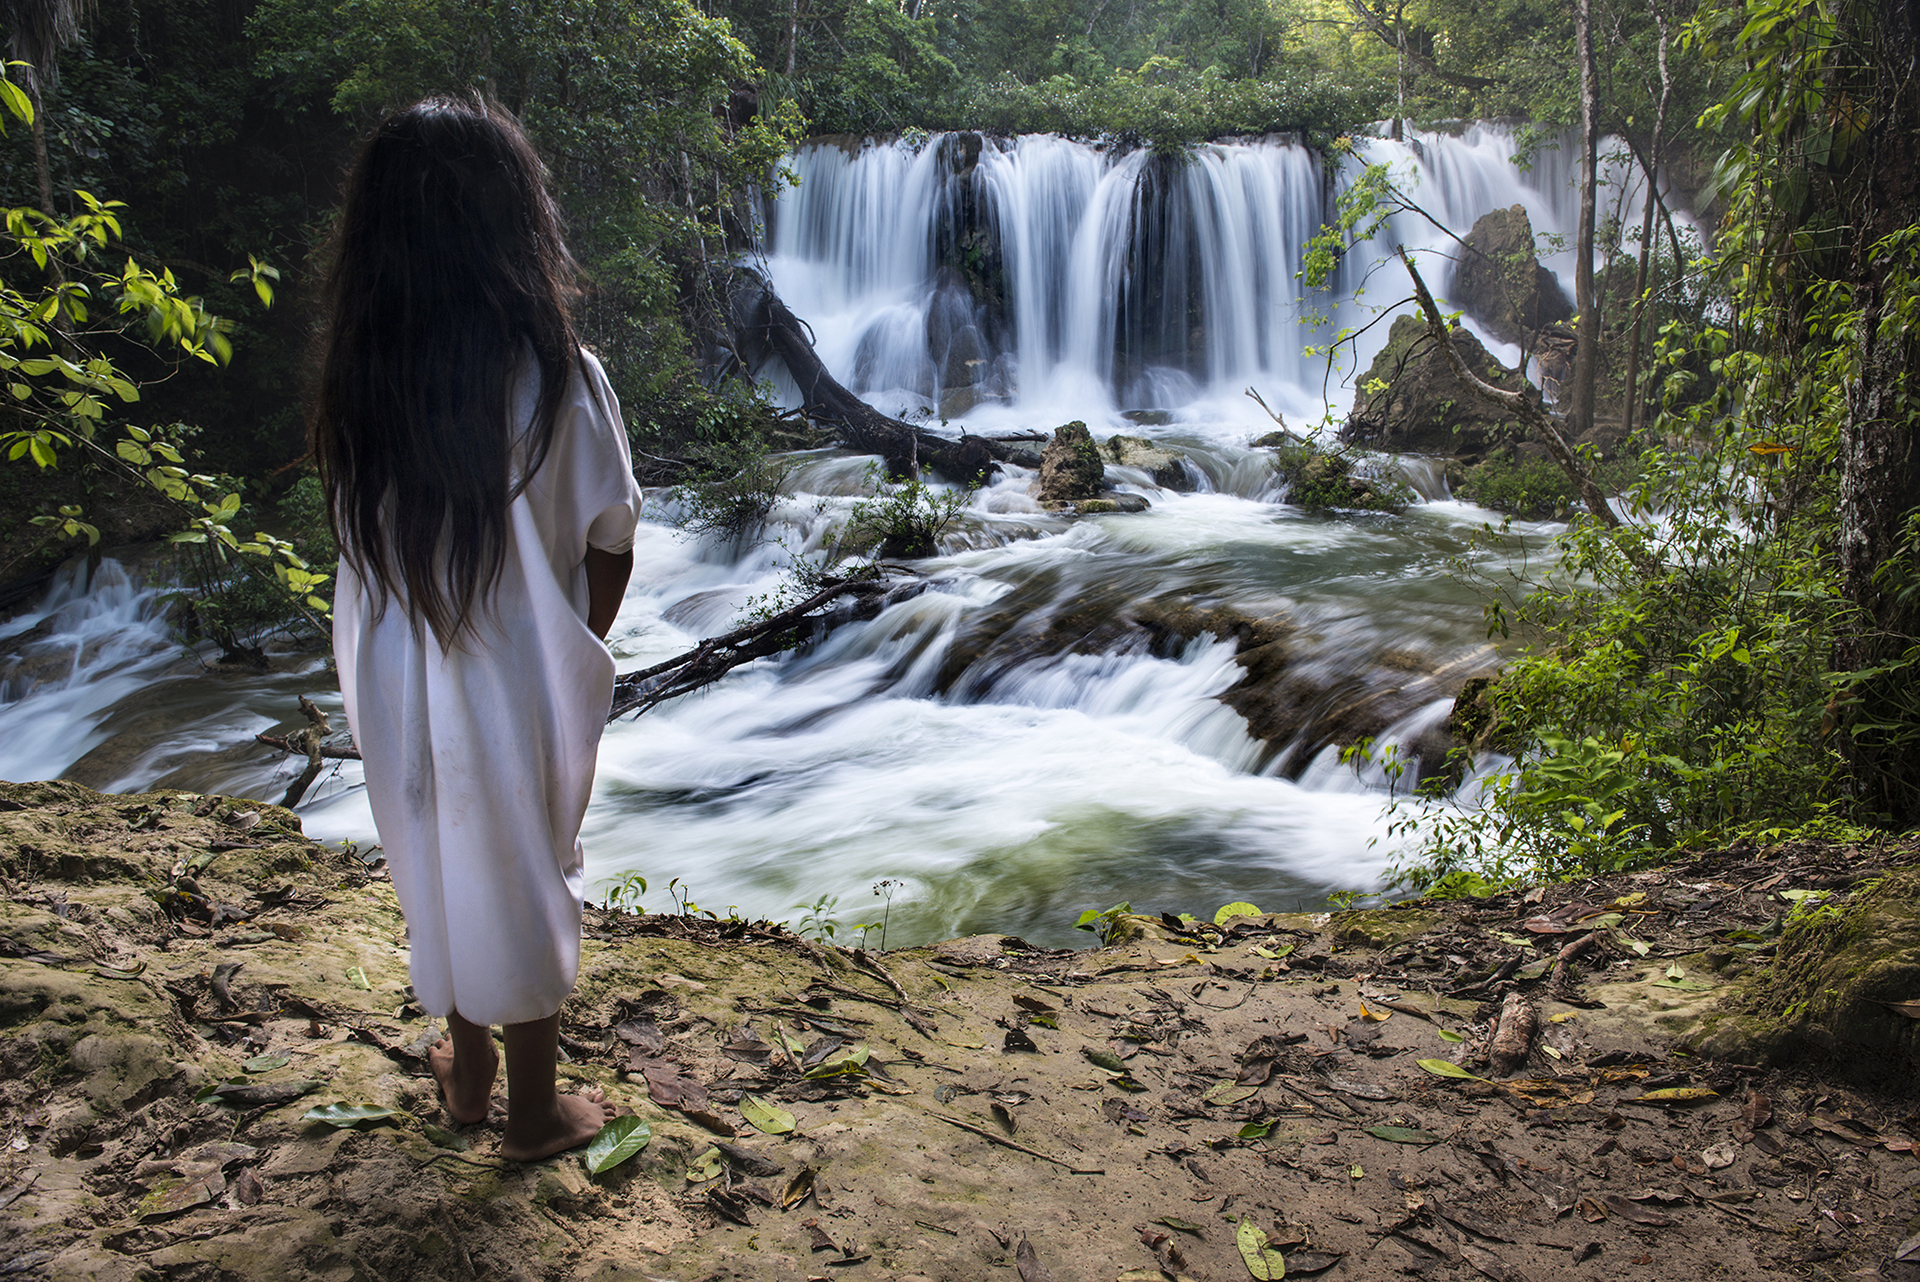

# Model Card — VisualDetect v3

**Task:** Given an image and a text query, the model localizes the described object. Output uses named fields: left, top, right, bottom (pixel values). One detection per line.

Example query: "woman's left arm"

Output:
left=584, top=548, right=633, bottom=641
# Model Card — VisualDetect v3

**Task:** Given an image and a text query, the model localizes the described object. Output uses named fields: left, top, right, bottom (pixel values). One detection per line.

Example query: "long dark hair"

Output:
left=313, top=95, right=582, bottom=645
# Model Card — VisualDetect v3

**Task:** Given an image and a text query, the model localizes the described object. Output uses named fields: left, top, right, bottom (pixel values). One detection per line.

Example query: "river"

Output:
left=0, top=123, right=1652, bottom=945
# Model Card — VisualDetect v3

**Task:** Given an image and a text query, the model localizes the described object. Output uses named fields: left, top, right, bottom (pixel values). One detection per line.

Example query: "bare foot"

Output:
left=428, top=1032, right=497, bottom=1126
left=500, top=1088, right=616, bottom=1163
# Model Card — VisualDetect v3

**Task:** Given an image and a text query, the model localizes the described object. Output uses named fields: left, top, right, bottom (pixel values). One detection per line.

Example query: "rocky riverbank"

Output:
left=4, top=779, right=1920, bottom=1281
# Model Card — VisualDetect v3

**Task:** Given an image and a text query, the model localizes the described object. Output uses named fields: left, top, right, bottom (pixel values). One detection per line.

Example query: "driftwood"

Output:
left=1488, top=991, right=1537, bottom=1076
left=256, top=733, right=361, bottom=762
left=1245, top=387, right=1310, bottom=444
left=608, top=575, right=927, bottom=720
left=280, top=696, right=331, bottom=809
left=1396, top=247, right=1621, bottom=528
left=732, top=274, right=1014, bottom=486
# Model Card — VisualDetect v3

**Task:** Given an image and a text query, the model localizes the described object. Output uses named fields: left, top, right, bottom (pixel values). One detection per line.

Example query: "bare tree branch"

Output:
left=1396, top=247, right=1621, bottom=528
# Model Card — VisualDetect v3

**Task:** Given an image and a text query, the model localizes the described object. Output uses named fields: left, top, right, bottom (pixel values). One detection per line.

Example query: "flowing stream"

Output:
left=0, top=123, right=1637, bottom=946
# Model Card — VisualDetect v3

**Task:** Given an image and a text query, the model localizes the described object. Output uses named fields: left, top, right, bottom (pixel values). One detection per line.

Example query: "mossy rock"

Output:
left=1687, top=869, right=1920, bottom=1073
left=1331, top=908, right=1441, bottom=949
left=1271, top=441, right=1412, bottom=514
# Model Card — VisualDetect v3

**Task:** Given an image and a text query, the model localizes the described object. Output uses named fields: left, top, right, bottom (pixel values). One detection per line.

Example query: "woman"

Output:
left=313, top=96, right=643, bottom=1162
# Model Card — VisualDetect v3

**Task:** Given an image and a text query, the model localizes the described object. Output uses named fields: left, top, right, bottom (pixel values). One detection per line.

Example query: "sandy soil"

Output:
left=4, top=779, right=1920, bottom=1282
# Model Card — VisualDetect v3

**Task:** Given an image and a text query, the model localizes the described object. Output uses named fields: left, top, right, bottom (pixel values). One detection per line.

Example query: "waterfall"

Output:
left=762, top=123, right=1678, bottom=436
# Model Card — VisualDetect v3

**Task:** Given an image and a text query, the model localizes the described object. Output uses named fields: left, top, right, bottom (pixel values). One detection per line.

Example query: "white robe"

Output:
left=333, top=350, right=643, bottom=1027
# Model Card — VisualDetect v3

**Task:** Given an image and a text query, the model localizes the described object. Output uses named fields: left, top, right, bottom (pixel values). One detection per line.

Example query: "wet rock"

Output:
left=1032, top=421, right=1107, bottom=503
left=1069, top=494, right=1150, bottom=515
left=936, top=384, right=1009, bottom=420
left=1342, top=315, right=1532, bottom=456
left=1102, top=435, right=1196, bottom=490
left=1271, top=443, right=1412, bottom=512
left=1119, top=409, right=1174, bottom=426
left=1449, top=205, right=1573, bottom=348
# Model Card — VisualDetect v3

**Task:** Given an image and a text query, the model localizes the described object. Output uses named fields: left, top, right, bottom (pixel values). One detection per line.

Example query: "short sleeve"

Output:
left=570, top=352, right=643, bottom=556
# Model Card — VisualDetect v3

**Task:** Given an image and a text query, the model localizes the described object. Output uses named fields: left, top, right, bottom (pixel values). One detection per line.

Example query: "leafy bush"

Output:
left=960, top=62, right=1383, bottom=149
left=1453, top=451, right=1584, bottom=519
left=834, top=466, right=971, bottom=560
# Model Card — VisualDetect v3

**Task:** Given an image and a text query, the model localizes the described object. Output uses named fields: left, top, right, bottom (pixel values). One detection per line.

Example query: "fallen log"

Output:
left=608, top=574, right=928, bottom=720
left=732, top=274, right=1007, bottom=486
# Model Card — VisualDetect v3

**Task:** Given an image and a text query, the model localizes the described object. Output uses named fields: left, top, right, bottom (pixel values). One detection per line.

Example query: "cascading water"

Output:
left=0, top=123, right=1653, bottom=945
left=763, top=123, right=1669, bottom=429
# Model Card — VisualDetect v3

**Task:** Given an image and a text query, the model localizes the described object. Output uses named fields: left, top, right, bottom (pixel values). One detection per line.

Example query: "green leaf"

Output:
left=421, top=1122, right=469, bottom=1151
left=1236, top=1217, right=1287, bottom=1279
left=1365, top=1124, right=1440, bottom=1145
left=1214, top=901, right=1262, bottom=924
left=345, top=967, right=370, bottom=990
left=243, top=1052, right=290, bottom=1074
left=1082, top=1047, right=1127, bottom=1073
left=1154, top=1216, right=1207, bottom=1236
left=1437, top=1029, right=1466, bottom=1043
left=740, top=1093, right=795, bottom=1135
left=1238, top=1121, right=1274, bottom=1139
left=302, top=1103, right=399, bottom=1128
left=1252, top=944, right=1295, bottom=960
left=0, top=77, right=33, bottom=127
left=685, top=1145, right=725, bottom=1183
left=1416, top=1058, right=1489, bottom=1082
left=585, top=1116, right=652, bottom=1175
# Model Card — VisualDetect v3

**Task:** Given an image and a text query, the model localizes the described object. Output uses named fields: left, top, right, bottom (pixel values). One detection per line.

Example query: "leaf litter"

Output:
left=13, top=782, right=1920, bottom=1282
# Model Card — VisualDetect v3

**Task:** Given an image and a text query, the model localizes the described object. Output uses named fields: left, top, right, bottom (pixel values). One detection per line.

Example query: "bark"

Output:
left=1567, top=0, right=1602, bottom=439
left=734, top=274, right=1002, bottom=485
left=279, top=696, right=330, bottom=809
left=1398, top=248, right=1620, bottom=527
left=1488, top=991, right=1536, bottom=1076
left=1834, top=5, right=1920, bottom=823
left=1619, top=6, right=1671, bottom=445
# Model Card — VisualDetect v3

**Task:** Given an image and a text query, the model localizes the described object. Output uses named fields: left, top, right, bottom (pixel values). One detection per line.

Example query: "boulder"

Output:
left=1031, top=421, right=1107, bottom=503
left=1342, top=314, right=1530, bottom=456
left=1448, top=205, right=1573, bottom=348
left=1102, top=434, right=1196, bottom=490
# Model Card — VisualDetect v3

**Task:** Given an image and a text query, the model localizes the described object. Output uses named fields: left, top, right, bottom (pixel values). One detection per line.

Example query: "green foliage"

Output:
left=603, top=872, right=649, bottom=914
left=793, top=893, right=840, bottom=942
left=1074, top=901, right=1132, bottom=945
left=1453, top=450, right=1587, bottom=519
left=670, top=433, right=796, bottom=548
left=248, top=0, right=802, bottom=431
left=961, top=62, right=1379, bottom=148
left=0, top=69, right=321, bottom=644
left=835, top=466, right=972, bottom=561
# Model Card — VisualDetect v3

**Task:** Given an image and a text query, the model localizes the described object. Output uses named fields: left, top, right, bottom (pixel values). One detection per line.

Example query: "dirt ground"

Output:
left=5, top=778, right=1920, bottom=1282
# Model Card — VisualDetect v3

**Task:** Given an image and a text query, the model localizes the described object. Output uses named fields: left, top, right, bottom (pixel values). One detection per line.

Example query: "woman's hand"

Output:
left=583, top=548, right=633, bottom=641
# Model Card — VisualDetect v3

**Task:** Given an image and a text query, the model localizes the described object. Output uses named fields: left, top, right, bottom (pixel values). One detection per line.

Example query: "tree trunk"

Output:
left=1618, top=4, right=1670, bottom=445
left=1567, top=0, right=1602, bottom=440
left=1833, top=4, right=1920, bottom=824
left=734, top=274, right=1000, bottom=486
left=29, top=94, right=54, bottom=218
